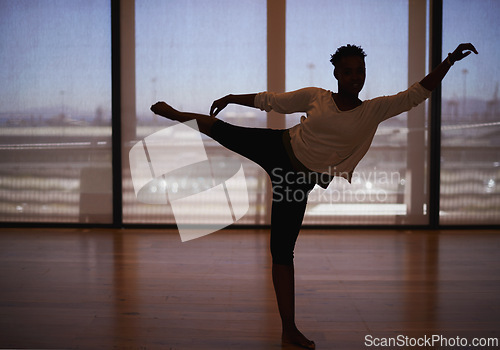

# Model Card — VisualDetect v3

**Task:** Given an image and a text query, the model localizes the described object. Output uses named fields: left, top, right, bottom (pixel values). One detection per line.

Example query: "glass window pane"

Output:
left=286, top=0, right=430, bottom=224
left=0, top=0, right=112, bottom=223
left=441, top=0, right=500, bottom=224
left=125, top=0, right=267, bottom=224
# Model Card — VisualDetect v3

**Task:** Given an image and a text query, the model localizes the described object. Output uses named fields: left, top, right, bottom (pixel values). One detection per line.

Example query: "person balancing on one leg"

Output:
left=151, top=43, right=477, bottom=349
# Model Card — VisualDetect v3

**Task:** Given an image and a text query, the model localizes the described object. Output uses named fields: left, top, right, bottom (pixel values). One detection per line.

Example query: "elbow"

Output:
left=419, top=80, right=433, bottom=92
left=419, top=81, right=433, bottom=92
left=254, top=92, right=273, bottom=112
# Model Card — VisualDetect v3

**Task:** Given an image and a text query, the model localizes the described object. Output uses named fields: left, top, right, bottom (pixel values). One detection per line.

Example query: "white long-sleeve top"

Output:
left=254, top=82, right=431, bottom=183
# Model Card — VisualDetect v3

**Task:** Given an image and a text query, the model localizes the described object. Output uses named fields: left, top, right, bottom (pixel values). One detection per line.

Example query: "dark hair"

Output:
left=330, top=44, right=366, bottom=67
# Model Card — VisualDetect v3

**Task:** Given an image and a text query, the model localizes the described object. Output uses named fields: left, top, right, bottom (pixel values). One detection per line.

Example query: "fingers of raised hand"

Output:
left=453, top=43, right=478, bottom=61
left=461, top=43, right=478, bottom=55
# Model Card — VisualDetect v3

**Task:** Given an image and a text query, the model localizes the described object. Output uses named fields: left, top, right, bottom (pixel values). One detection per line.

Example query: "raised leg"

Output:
left=150, top=101, right=217, bottom=137
left=151, top=103, right=315, bottom=348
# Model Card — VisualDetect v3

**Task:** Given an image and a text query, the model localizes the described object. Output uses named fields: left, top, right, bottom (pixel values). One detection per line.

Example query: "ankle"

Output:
left=282, top=321, right=298, bottom=333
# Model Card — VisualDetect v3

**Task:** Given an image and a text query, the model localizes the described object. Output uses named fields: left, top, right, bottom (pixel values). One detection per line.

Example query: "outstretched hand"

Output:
left=449, top=43, right=478, bottom=64
left=210, top=96, right=230, bottom=117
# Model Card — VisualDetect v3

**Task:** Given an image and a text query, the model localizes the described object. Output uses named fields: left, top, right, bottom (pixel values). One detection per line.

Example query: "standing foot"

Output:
left=282, top=327, right=315, bottom=349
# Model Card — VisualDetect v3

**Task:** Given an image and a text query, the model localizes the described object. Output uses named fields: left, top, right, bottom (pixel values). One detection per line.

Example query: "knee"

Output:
left=269, top=220, right=300, bottom=266
left=199, top=116, right=219, bottom=137
left=272, top=255, right=294, bottom=266
left=271, top=244, right=294, bottom=265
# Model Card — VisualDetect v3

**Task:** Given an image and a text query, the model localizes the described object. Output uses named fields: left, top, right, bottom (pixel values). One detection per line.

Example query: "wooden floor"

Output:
left=0, top=228, right=499, bottom=350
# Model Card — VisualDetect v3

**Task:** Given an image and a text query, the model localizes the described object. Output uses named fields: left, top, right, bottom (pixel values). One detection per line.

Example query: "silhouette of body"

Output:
left=151, top=43, right=477, bottom=349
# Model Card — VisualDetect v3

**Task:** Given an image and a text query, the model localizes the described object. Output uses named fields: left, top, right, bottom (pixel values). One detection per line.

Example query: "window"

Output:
left=0, top=0, right=112, bottom=223
left=124, top=0, right=267, bottom=224
left=441, top=0, right=500, bottom=224
left=286, top=0, right=430, bottom=224
left=2, top=1, right=497, bottom=227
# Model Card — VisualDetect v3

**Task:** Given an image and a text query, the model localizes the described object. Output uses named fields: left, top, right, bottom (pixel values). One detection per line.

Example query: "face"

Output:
left=334, top=56, right=366, bottom=96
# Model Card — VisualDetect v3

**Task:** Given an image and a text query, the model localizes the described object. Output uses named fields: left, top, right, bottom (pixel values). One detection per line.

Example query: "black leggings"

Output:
left=211, top=120, right=315, bottom=265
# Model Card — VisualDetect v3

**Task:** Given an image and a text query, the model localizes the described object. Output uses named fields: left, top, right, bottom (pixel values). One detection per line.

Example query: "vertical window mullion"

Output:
left=407, top=0, right=429, bottom=225
left=263, top=0, right=286, bottom=224
left=111, top=0, right=122, bottom=226
left=429, top=0, right=443, bottom=228
left=266, top=0, right=286, bottom=130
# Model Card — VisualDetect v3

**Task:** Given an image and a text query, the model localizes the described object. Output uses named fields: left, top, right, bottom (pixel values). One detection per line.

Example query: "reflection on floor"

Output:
left=0, top=228, right=499, bottom=349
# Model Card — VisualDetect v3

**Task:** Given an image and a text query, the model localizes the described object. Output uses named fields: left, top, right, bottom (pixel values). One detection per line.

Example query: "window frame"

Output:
left=3, top=0, right=498, bottom=229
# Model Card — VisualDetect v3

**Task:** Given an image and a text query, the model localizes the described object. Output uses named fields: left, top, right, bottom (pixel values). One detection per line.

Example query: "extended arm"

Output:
left=211, top=88, right=316, bottom=117
left=419, top=43, right=478, bottom=91
left=210, top=94, right=257, bottom=117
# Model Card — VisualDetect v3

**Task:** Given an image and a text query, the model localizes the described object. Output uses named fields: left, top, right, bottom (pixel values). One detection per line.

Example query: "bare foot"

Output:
left=282, top=327, right=315, bottom=349
left=150, top=101, right=179, bottom=120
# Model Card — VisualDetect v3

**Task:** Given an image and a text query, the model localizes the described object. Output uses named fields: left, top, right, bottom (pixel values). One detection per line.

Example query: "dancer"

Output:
left=151, top=43, right=477, bottom=349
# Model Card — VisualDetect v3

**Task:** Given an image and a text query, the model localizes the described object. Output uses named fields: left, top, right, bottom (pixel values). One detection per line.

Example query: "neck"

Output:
left=334, top=89, right=362, bottom=111
left=337, top=89, right=360, bottom=103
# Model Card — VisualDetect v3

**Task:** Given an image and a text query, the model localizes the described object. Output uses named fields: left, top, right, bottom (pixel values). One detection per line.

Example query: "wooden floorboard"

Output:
left=0, top=228, right=499, bottom=349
